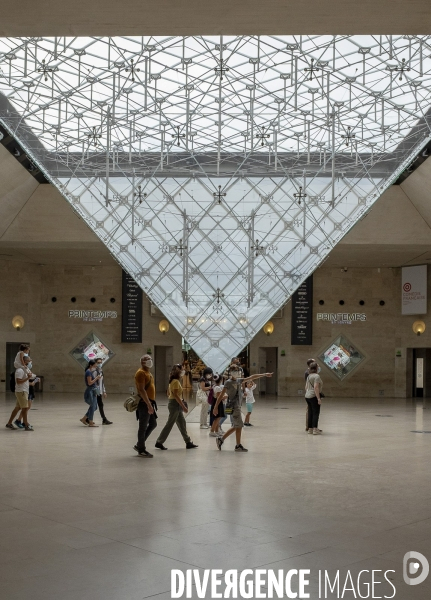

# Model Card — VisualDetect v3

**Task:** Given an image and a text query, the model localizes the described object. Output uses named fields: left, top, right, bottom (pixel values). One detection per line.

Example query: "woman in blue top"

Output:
left=80, top=359, right=101, bottom=427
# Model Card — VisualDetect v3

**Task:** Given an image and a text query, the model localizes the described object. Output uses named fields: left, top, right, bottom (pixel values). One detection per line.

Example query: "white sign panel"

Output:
left=416, top=358, right=424, bottom=389
left=402, top=265, right=427, bottom=315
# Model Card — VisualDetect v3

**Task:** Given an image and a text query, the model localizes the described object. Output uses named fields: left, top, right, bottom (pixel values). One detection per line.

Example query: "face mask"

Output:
left=97, top=364, right=102, bottom=369
left=230, top=371, right=240, bottom=379
left=142, top=359, right=153, bottom=368
left=180, top=370, right=185, bottom=377
left=27, top=362, right=32, bottom=369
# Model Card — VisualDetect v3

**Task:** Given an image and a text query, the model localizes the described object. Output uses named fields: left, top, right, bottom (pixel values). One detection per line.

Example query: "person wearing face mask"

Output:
left=80, top=360, right=101, bottom=427
left=133, top=354, right=158, bottom=458
left=213, top=366, right=273, bottom=452
left=14, top=358, right=38, bottom=429
left=6, top=355, right=36, bottom=431
left=304, top=358, right=322, bottom=432
left=198, top=367, right=213, bottom=429
left=155, top=364, right=198, bottom=450
left=95, top=358, right=112, bottom=425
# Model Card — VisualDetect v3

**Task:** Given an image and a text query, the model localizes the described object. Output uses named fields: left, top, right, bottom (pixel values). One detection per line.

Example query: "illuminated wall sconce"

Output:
left=159, top=319, right=170, bottom=335
left=412, top=320, right=426, bottom=336
left=12, top=315, right=25, bottom=331
left=263, top=321, right=274, bottom=336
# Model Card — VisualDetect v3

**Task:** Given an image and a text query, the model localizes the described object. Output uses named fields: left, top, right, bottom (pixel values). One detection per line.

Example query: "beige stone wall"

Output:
left=250, top=265, right=431, bottom=398
left=2, top=259, right=431, bottom=397
left=0, top=260, right=182, bottom=394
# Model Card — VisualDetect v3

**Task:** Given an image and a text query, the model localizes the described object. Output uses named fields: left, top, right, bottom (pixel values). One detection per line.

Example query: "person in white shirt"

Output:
left=243, top=380, right=256, bottom=427
left=6, top=356, right=35, bottom=431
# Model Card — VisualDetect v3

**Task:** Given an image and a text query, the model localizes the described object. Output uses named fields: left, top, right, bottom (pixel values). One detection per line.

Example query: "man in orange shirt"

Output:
left=133, top=354, right=157, bottom=458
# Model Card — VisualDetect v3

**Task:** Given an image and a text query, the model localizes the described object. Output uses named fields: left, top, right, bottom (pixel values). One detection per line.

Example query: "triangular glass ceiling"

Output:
left=0, top=35, right=430, bottom=372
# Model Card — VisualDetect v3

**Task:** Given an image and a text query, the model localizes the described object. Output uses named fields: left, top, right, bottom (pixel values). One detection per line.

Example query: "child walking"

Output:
left=243, top=380, right=256, bottom=426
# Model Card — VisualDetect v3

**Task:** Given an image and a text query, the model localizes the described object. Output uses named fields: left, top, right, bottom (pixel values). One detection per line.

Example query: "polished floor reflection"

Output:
left=0, top=393, right=430, bottom=600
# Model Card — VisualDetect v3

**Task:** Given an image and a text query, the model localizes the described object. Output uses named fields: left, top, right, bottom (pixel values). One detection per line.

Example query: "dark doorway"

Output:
left=5, top=342, right=30, bottom=391
left=257, top=347, right=278, bottom=395
left=154, top=346, right=174, bottom=394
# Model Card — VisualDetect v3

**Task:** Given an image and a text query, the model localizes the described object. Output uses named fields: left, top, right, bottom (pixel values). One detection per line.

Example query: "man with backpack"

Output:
left=133, top=354, right=157, bottom=458
left=6, top=355, right=35, bottom=431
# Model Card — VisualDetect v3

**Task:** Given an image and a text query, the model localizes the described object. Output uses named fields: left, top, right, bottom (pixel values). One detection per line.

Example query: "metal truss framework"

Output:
left=0, top=35, right=430, bottom=371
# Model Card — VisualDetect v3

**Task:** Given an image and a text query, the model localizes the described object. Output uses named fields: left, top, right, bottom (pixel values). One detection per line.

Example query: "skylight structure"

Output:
left=0, top=35, right=430, bottom=371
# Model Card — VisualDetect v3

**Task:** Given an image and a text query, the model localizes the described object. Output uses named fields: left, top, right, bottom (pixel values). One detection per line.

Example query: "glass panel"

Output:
left=0, top=35, right=429, bottom=371
left=69, top=331, right=115, bottom=370
left=319, top=334, right=365, bottom=381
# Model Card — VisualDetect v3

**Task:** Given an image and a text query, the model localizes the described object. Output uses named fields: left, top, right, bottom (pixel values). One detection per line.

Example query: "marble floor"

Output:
left=0, top=392, right=430, bottom=600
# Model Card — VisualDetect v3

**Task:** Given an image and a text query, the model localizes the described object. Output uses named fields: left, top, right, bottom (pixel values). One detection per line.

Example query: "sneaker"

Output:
left=24, top=425, right=34, bottom=431
left=244, top=422, right=253, bottom=427
left=313, top=429, right=322, bottom=435
left=219, top=427, right=224, bottom=433
left=14, top=420, right=24, bottom=429
left=216, top=437, right=224, bottom=450
left=209, top=431, right=219, bottom=437
left=200, top=425, right=209, bottom=429
left=102, top=420, right=113, bottom=425
left=308, top=429, right=314, bottom=434
left=186, top=442, right=198, bottom=449
left=155, top=442, right=168, bottom=450
left=235, top=444, right=248, bottom=452
left=5, top=423, right=17, bottom=430
left=138, top=450, right=153, bottom=458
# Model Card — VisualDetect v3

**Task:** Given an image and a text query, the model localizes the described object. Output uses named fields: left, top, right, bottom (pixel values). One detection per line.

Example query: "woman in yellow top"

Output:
left=155, top=364, right=198, bottom=451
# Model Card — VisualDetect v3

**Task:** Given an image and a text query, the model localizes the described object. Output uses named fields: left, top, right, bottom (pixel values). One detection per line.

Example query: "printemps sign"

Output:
left=68, top=310, right=117, bottom=322
left=317, top=313, right=367, bottom=325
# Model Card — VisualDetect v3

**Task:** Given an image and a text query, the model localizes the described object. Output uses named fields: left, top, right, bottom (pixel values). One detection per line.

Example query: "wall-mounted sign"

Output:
left=291, top=275, right=313, bottom=345
left=317, top=313, right=366, bottom=325
left=68, top=310, right=117, bottom=322
left=416, top=357, right=424, bottom=388
left=69, top=331, right=115, bottom=369
left=122, top=270, right=143, bottom=343
left=402, top=265, right=427, bottom=315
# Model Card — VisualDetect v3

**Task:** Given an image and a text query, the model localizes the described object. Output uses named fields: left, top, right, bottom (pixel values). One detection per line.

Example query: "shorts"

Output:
left=231, top=406, right=244, bottom=428
left=246, top=403, right=253, bottom=413
left=15, top=391, right=29, bottom=409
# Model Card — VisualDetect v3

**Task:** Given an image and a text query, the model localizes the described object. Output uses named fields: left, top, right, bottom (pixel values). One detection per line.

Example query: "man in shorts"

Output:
left=6, top=355, right=35, bottom=431
left=213, top=366, right=272, bottom=452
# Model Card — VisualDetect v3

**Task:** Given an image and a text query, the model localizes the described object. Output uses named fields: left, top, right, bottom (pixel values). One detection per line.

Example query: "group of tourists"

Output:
left=130, top=355, right=273, bottom=457
left=5, top=344, right=324, bottom=451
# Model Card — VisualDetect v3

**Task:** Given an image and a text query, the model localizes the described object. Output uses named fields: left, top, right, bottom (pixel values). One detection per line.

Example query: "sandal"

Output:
left=80, top=417, right=89, bottom=426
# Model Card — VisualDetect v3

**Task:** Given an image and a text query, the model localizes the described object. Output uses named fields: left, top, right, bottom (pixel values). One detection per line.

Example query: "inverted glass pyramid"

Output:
left=0, top=35, right=430, bottom=372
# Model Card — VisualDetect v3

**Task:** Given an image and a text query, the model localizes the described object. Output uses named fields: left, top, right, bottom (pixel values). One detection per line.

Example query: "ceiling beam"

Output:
left=1, top=0, right=431, bottom=36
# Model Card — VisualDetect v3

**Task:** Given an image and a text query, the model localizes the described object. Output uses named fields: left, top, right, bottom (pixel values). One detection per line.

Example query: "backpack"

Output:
left=10, top=372, right=16, bottom=393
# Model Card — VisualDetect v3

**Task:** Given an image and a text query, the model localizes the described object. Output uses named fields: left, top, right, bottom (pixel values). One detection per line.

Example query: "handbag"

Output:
left=125, top=376, right=152, bottom=412
left=196, top=388, right=207, bottom=404
left=124, top=396, right=139, bottom=412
